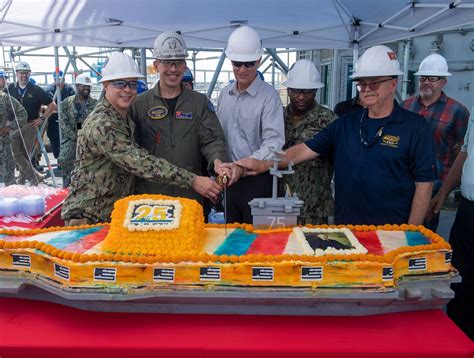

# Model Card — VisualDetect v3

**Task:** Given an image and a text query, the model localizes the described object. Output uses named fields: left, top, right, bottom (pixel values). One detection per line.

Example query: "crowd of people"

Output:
left=1, top=26, right=472, bottom=339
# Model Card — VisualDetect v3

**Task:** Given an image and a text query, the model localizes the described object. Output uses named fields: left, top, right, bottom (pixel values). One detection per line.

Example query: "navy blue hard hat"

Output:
left=136, top=80, right=148, bottom=94
left=29, top=78, right=36, bottom=85
left=182, top=67, right=194, bottom=82
left=0, top=70, right=9, bottom=79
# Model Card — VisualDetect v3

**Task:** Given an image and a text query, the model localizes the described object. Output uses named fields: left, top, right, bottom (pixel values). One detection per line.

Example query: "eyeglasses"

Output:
left=419, top=76, right=444, bottom=83
left=159, top=60, right=186, bottom=68
left=231, top=61, right=257, bottom=68
left=111, top=80, right=139, bottom=90
left=288, top=88, right=316, bottom=96
left=356, top=78, right=392, bottom=92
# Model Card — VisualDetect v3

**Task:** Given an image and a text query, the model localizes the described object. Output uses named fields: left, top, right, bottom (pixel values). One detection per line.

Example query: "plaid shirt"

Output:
left=402, top=92, right=470, bottom=190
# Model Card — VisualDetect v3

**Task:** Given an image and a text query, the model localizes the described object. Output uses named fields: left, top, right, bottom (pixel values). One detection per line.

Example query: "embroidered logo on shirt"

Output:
left=175, top=111, right=193, bottom=120
left=380, top=134, right=400, bottom=148
left=148, top=106, right=168, bottom=120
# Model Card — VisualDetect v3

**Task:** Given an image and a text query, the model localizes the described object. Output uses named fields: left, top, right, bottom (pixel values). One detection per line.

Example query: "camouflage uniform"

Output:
left=0, top=92, right=27, bottom=185
left=61, top=98, right=197, bottom=224
left=283, top=103, right=335, bottom=225
left=58, top=95, right=98, bottom=187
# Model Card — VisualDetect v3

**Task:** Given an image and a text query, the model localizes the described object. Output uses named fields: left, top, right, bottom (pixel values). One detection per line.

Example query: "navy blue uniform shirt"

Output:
left=305, top=103, right=437, bottom=225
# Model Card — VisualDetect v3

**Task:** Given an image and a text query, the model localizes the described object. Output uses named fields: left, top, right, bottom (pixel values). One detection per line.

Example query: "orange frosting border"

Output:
left=0, top=223, right=451, bottom=265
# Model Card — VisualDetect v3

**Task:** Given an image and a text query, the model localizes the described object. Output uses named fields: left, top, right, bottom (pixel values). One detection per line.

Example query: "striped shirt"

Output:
left=402, top=92, right=470, bottom=190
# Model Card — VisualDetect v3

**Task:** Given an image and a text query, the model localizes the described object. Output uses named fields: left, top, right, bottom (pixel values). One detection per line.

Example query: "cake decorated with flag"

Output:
left=0, top=195, right=454, bottom=289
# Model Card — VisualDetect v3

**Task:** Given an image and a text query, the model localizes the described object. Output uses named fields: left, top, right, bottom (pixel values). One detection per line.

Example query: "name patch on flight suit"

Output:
left=148, top=106, right=168, bottom=120
left=381, top=134, right=400, bottom=148
left=175, top=111, right=193, bottom=120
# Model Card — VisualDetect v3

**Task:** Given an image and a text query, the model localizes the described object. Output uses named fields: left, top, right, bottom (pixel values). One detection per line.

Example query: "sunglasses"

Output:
left=356, top=78, right=392, bottom=92
left=111, top=80, right=139, bottom=90
left=231, top=61, right=257, bottom=68
left=419, top=76, right=444, bottom=83
left=288, top=88, right=316, bottom=96
left=159, top=60, right=186, bottom=68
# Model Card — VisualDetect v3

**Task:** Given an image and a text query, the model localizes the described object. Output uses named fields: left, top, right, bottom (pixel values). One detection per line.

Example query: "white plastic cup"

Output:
left=0, top=197, right=20, bottom=217
left=18, top=195, right=45, bottom=216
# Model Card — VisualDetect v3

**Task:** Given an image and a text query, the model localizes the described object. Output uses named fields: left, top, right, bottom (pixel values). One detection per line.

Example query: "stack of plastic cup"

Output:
left=18, top=195, right=46, bottom=216
left=0, top=197, right=20, bottom=217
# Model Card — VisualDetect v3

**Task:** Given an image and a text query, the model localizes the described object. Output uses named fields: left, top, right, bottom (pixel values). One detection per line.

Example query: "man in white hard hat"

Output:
left=282, top=59, right=335, bottom=225
left=130, top=31, right=228, bottom=206
left=427, top=108, right=474, bottom=340
left=237, top=45, right=437, bottom=226
left=62, top=52, right=224, bottom=225
left=58, top=73, right=98, bottom=188
left=402, top=53, right=470, bottom=231
left=6, top=61, right=56, bottom=185
left=217, top=26, right=285, bottom=224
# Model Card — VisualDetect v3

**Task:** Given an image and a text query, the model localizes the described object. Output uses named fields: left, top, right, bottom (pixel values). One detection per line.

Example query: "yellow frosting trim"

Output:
left=0, top=223, right=451, bottom=266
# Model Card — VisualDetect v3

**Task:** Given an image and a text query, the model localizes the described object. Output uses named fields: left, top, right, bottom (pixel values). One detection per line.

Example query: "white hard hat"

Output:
left=15, top=61, right=31, bottom=72
left=99, top=52, right=144, bottom=83
left=415, top=54, right=451, bottom=77
left=283, top=59, right=324, bottom=89
left=75, top=74, right=93, bottom=86
left=153, top=31, right=188, bottom=60
left=225, top=26, right=264, bottom=62
left=351, top=45, right=403, bottom=79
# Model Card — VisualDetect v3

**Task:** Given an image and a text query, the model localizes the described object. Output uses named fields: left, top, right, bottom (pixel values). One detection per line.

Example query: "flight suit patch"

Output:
left=148, top=106, right=168, bottom=120
left=175, top=111, right=193, bottom=120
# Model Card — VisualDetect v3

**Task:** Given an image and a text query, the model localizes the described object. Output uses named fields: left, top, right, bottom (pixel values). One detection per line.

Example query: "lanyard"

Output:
left=16, top=85, right=28, bottom=102
left=359, top=110, right=390, bottom=148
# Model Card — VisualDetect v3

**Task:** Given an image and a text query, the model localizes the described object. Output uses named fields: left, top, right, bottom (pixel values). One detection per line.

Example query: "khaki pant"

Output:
left=11, top=125, right=41, bottom=184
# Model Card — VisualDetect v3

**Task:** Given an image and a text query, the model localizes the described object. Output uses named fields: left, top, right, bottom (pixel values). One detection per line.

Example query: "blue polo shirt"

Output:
left=305, top=103, right=437, bottom=225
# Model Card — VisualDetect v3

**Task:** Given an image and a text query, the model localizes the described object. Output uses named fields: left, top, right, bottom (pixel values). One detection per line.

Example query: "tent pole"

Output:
left=331, top=49, right=339, bottom=109
left=63, top=47, right=80, bottom=76
left=265, top=48, right=289, bottom=74
left=206, top=50, right=225, bottom=99
left=401, top=39, right=412, bottom=100
left=140, top=48, right=147, bottom=80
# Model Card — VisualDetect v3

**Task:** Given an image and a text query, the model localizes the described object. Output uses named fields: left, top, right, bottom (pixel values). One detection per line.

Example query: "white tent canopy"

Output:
left=1, top=0, right=474, bottom=49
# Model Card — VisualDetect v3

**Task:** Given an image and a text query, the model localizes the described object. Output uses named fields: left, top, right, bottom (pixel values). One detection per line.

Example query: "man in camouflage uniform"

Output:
left=58, top=74, right=98, bottom=188
left=0, top=91, right=27, bottom=186
left=282, top=60, right=335, bottom=224
left=62, top=53, right=224, bottom=225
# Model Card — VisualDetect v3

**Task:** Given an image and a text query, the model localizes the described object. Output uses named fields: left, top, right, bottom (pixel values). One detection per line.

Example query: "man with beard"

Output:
left=282, top=59, right=335, bottom=224
left=236, top=45, right=437, bottom=226
left=402, top=53, right=470, bottom=231
left=58, top=74, right=98, bottom=187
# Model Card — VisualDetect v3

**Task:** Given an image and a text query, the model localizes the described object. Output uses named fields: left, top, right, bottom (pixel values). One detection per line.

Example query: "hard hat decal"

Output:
left=148, top=106, right=168, bottom=120
left=175, top=111, right=193, bottom=120
left=207, top=101, right=215, bottom=113
left=387, top=52, right=397, bottom=61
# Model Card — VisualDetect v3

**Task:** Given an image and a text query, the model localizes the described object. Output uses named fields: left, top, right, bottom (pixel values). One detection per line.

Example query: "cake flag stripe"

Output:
left=62, top=226, right=110, bottom=253
left=46, top=227, right=104, bottom=249
left=353, top=231, right=385, bottom=255
left=377, top=230, right=407, bottom=254
left=246, top=231, right=290, bottom=255
left=214, top=228, right=257, bottom=256
left=405, top=231, right=431, bottom=246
